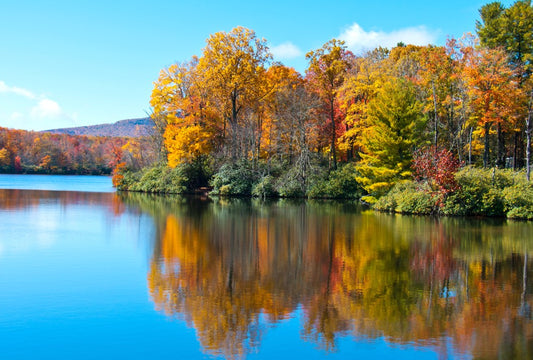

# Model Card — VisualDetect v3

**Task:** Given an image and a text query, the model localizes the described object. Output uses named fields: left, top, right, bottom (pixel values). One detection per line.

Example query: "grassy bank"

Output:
left=114, top=162, right=532, bottom=220
left=374, top=167, right=533, bottom=220
left=114, top=160, right=363, bottom=199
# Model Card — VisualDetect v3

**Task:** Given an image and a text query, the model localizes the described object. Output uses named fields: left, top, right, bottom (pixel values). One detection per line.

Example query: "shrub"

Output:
left=252, top=175, right=278, bottom=198
left=275, top=167, right=307, bottom=198
left=396, top=187, right=437, bottom=215
left=114, top=163, right=189, bottom=194
left=374, top=181, right=438, bottom=215
left=180, top=156, right=212, bottom=191
left=114, top=167, right=141, bottom=191
left=503, top=184, right=533, bottom=220
left=128, top=165, right=187, bottom=194
left=443, top=167, right=493, bottom=216
left=307, top=163, right=362, bottom=199
left=373, top=190, right=398, bottom=212
left=443, top=167, right=530, bottom=218
left=413, top=147, right=461, bottom=195
left=210, top=160, right=257, bottom=196
left=481, top=188, right=505, bottom=217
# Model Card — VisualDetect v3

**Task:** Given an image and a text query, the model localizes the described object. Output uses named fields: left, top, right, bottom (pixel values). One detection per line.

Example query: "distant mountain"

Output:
left=44, top=117, right=155, bottom=137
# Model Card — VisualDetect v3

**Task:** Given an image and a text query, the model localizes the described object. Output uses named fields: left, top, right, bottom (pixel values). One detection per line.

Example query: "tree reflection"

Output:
left=120, top=193, right=533, bottom=359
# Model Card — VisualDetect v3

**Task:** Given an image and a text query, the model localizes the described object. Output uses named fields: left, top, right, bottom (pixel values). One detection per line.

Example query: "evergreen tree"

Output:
left=356, top=79, right=427, bottom=201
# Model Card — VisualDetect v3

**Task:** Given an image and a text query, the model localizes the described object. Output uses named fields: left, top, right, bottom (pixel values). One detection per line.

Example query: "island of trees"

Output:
left=114, top=1, right=533, bottom=219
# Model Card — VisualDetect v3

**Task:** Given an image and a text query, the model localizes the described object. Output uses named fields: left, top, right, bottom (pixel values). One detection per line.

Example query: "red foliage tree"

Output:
left=413, top=147, right=462, bottom=196
left=14, top=156, right=22, bottom=173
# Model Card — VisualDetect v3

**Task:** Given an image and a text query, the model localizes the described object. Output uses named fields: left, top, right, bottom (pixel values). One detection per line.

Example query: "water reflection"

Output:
left=0, top=188, right=124, bottom=215
left=120, top=193, right=533, bottom=359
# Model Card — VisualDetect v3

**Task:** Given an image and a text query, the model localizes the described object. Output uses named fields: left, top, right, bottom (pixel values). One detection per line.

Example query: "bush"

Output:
left=307, top=163, right=362, bottom=199
left=128, top=165, right=188, bottom=193
left=503, top=184, right=533, bottom=220
left=252, top=175, right=278, bottom=198
left=210, top=160, right=257, bottom=196
left=443, top=167, right=491, bottom=215
left=180, top=156, right=212, bottom=191
left=114, top=167, right=141, bottom=191
left=441, top=167, right=531, bottom=219
left=114, top=163, right=188, bottom=194
left=373, top=190, right=398, bottom=212
left=413, top=147, right=461, bottom=194
left=275, top=167, right=307, bottom=198
left=374, top=181, right=438, bottom=215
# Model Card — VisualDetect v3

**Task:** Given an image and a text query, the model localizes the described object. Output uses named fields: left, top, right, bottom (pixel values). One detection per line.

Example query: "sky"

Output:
left=0, top=0, right=514, bottom=131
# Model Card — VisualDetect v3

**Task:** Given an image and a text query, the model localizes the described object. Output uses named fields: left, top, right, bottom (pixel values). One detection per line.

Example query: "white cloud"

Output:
left=0, top=80, right=76, bottom=130
left=0, top=80, right=36, bottom=99
left=31, top=99, right=63, bottom=118
left=271, top=42, right=303, bottom=60
left=339, top=23, right=438, bottom=54
left=9, top=112, right=23, bottom=121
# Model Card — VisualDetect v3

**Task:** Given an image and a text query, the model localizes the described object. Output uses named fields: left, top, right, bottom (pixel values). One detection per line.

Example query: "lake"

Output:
left=0, top=175, right=532, bottom=359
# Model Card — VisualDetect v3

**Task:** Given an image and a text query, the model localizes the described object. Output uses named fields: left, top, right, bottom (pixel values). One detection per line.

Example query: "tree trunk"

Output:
left=330, top=101, right=337, bottom=170
left=231, top=90, right=239, bottom=161
left=469, top=127, right=473, bottom=165
left=484, top=122, right=491, bottom=168
left=497, top=122, right=505, bottom=168
left=256, top=113, right=262, bottom=165
left=513, top=131, right=519, bottom=169
left=527, top=89, right=532, bottom=181
left=346, top=123, right=353, bottom=160
left=432, top=81, right=439, bottom=150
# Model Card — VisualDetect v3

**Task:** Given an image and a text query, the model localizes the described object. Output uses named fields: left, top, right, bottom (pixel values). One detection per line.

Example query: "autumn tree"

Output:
left=339, top=47, right=390, bottom=160
left=417, top=45, right=463, bottom=152
left=413, top=147, right=461, bottom=199
left=306, top=39, right=352, bottom=170
left=150, top=58, right=219, bottom=167
left=388, top=44, right=423, bottom=81
left=150, top=27, right=273, bottom=168
left=0, top=148, right=10, bottom=169
left=269, top=66, right=321, bottom=189
left=356, top=79, right=426, bottom=200
left=197, top=26, right=272, bottom=161
left=463, top=45, right=521, bottom=167
left=444, top=36, right=476, bottom=164
left=526, top=77, right=533, bottom=181
left=261, top=65, right=311, bottom=161
left=477, top=0, right=533, bottom=174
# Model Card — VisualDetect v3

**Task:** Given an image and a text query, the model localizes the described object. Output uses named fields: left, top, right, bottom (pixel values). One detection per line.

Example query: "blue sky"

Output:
left=0, top=0, right=513, bottom=131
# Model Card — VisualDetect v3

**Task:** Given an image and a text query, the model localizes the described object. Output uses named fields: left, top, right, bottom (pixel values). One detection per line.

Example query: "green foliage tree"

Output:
left=356, top=79, right=427, bottom=201
left=477, top=0, right=533, bottom=71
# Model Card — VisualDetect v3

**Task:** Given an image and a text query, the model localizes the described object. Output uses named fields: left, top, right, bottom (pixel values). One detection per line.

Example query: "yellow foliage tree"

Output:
left=197, top=26, right=272, bottom=160
left=0, top=148, right=10, bottom=167
left=150, top=27, right=272, bottom=166
left=339, top=47, right=390, bottom=158
left=150, top=58, right=219, bottom=167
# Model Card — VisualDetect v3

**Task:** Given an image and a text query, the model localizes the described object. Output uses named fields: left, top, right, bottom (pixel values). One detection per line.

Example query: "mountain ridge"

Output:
left=44, top=117, right=155, bottom=137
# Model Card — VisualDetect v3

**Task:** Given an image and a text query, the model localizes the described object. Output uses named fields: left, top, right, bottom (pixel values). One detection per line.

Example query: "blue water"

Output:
left=0, top=174, right=114, bottom=192
left=0, top=175, right=530, bottom=359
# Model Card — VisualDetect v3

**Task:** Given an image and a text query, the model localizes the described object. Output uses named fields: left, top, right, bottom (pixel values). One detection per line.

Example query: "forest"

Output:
left=114, top=1, right=532, bottom=219
left=0, top=127, right=155, bottom=175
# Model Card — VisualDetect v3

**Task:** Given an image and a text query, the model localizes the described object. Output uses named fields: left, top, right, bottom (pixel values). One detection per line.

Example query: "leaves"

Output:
left=356, top=79, right=427, bottom=198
